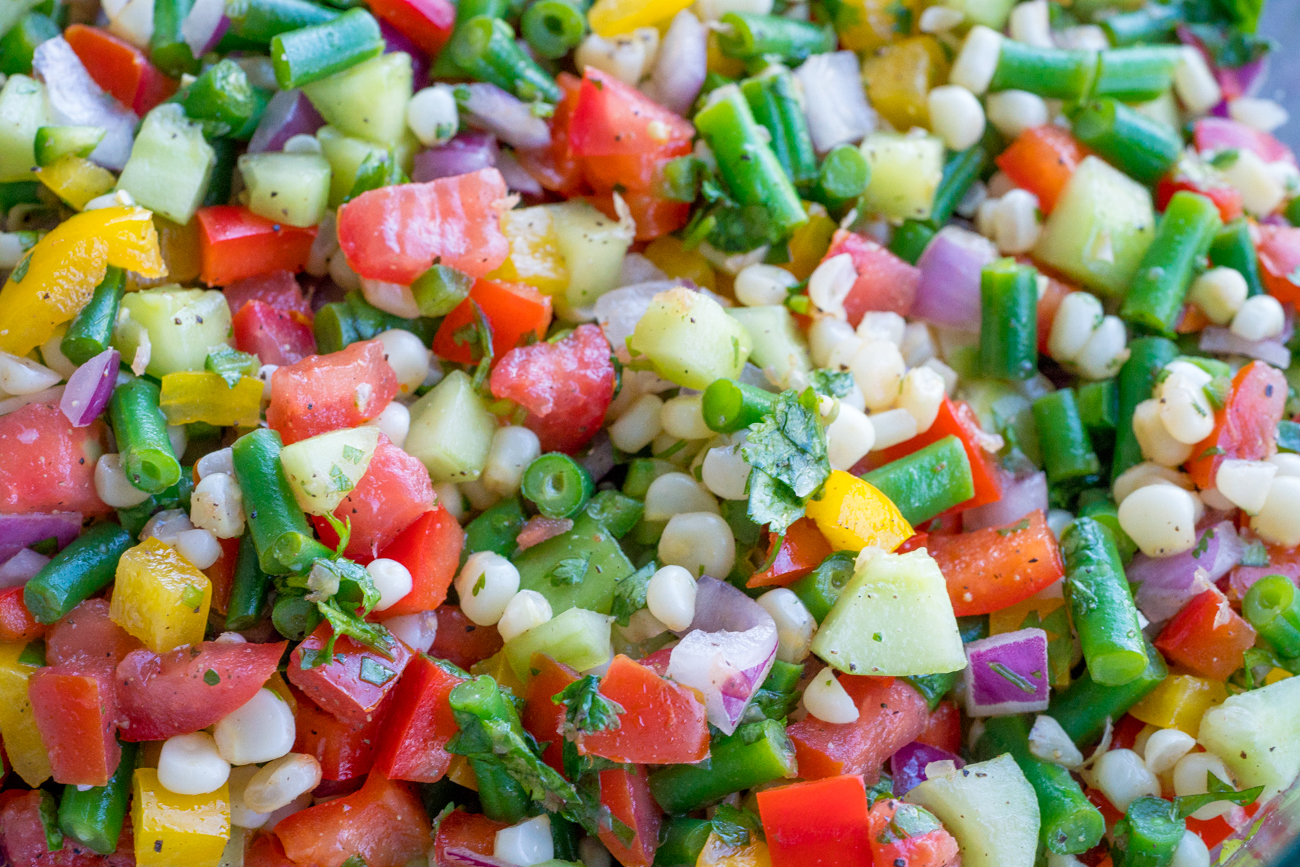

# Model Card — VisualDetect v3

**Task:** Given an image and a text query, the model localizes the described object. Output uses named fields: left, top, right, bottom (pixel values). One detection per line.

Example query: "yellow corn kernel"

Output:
left=644, top=235, right=717, bottom=291
left=832, top=0, right=922, bottom=52
left=696, top=832, right=773, bottom=867
left=490, top=206, right=571, bottom=296
left=447, top=755, right=479, bottom=791
left=781, top=203, right=838, bottom=281
left=804, top=470, right=913, bottom=553
left=0, top=641, right=51, bottom=786
left=111, top=537, right=212, bottom=654
left=133, top=768, right=230, bottom=867
left=862, top=36, right=949, bottom=132
left=706, top=31, right=747, bottom=78
left=159, top=372, right=262, bottom=427
left=35, top=155, right=117, bottom=210
left=589, top=0, right=693, bottom=37
left=1129, top=674, right=1228, bottom=735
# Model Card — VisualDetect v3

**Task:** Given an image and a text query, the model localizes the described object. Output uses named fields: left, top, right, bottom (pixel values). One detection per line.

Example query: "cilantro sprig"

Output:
left=741, top=387, right=832, bottom=532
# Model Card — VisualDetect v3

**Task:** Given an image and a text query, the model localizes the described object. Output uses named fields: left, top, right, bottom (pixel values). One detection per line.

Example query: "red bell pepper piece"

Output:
left=232, top=300, right=316, bottom=367
left=293, top=686, right=385, bottom=781
left=367, top=0, right=455, bottom=54
left=759, top=775, right=874, bottom=867
left=63, top=24, right=177, bottom=115
left=266, top=339, right=399, bottom=445
left=432, top=279, right=553, bottom=365
left=370, top=655, right=463, bottom=783
left=581, top=655, right=709, bottom=765
left=28, top=667, right=119, bottom=787
left=0, top=588, right=43, bottom=643
left=822, top=229, right=921, bottom=324
left=748, top=518, right=833, bottom=589
left=598, top=765, right=662, bottom=867
left=1256, top=223, right=1300, bottom=305
left=1186, top=801, right=1261, bottom=850
left=204, top=536, right=242, bottom=615
left=926, top=509, right=1064, bottom=617
left=866, top=798, right=960, bottom=867
left=915, top=700, right=961, bottom=754
left=274, top=771, right=432, bottom=867
left=1185, top=360, right=1287, bottom=490
left=196, top=206, right=317, bottom=287
left=287, top=623, right=414, bottom=726
left=432, top=810, right=508, bottom=867
left=429, top=606, right=504, bottom=672
left=1155, top=586, right=1257, bottom=682
left=869, top=397, right=1003, bottom=512
left=374, top=506, right=464, bottom=616
left=590, top=189, right=692, bottom=242
left=787, top=676, right=928, bottom=782
left=995, top=125, right=1091, bottom=214
left=521, top=653, right=578, bottom=773
left=245, top=831, right=298, bottom=867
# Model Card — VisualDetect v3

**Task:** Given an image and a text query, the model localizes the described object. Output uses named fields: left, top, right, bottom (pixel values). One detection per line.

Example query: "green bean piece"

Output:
left=59, top=742, right=137, bottom=854
left=1121, top=191, right=1222, bottom=334
left=715, top=12, right=834, bottom=62
left=271, top=593, right=322, bottom=639
left=903, top=670, right=960, bottom=711
left=449, top=15, right=562, bottom=103
left=313, top=291, right=437, bottom=355
left=701, top=378, right=776, bottom=433
left=1112, top=336, right=1178, bottom=482
left=151, top=0, right=198, bottom=76
left=411, top=264, right=474, bottom=317
left=931, top=141, right=989, bottom=227
left=622, top=458, right=677, bottom=498
left=1243, top=574, right=1300, bottom=659
left=465, top=497, right=525, bottom=559
left=226, top=533, right=272, bottom=631
left=1077, top=495, right=1138, bottom=563
left=990, top=41, right=1098, bottom=99
left=109, top=378, right=182, bottom=495
left=0, top=181, right=42, bottom=212
left=979, top=258, right=1039, bottom=381
left=1092, top=47, right=1182, bottom=102
left=1100, top=4, right=1181, bottom=45
left=976, top=716, right=1105, bottom=855
left=1070, top=98, right=1181, bottom=186
left=116, top=472, right=195, bottom=539
left=230, top=428, right=334, bottom=575
left=1209, top=217, right=1266, bottom=297
left=202, top=136, right=239, bottom=209
left=521, top=453, right=595, bottom=520
left=888, top=220, right=936, bottom=265
left=271, top=8, right=384, bottom=89
left=741, top=70, right=818, bottom=190
left=816, top=143, right=871, bottom=206
left=694, top=86, right=807, bottom=238
left=1048, top=639, right=1166, bottom=745
left=582, top=489, right=644, bottom=539
left=1286, top=194, right=1300, bottom=228
left=178, top=59, right=263, bottom=139
left=862, top=435, right=975, bottom=526
left=1076, top=379, right=1118, bottom=446
left=225, top=0, right=339, bottom=44
left=25, top=523, right=133, bottom=625
left=1033, top=389, right=1102, bottom=486
left=61, top=267, right=124, bottom=365
left=1111, top=796, right=1185, bottom=867
left=654, top=817, right=713, bottom=867
left=432, top=0, right=512, bottom=76
left=521, top=0, right=587, bottom=59
left=0, top=13, right=59, bottom=75
left=448, top=677, right=540, bottom=823
left=648, top=719, right=797, bottom=813
left=1062, top=518, right=1147, bottom=685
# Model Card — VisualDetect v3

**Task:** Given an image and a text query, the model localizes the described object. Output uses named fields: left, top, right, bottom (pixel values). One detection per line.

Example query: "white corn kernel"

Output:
left=384, top=610, right=438, bottom=653
left=243, top=754, right=323, bottom=814
left=1174, top=47, right=1222, bottom=116
left=734, top=264, right=798, bottom=307
left=435, top=481, right=466, bottom=521
left=496, top=589, right=553, bottom=643
left=701, top=443, right=752, bottom=501
left=1094, top=748, right=1161, bottom=813
left=282, top=134, right=321, bottom=154
left=495, top=815, right=554, bottom=867
left=406, top=85, right=459, bottom=147
left=826, top=402, right=876, bottom=471
left=658, top=512, right=735, bottom=579
left=950, top=25, right=1002, bottom=95
left=575, top=32, right=648, bottom=86
left=856, top=311, right=906, bottom=346
left=176, top=528, right=222, bottom=570
left=900, top=322, right=936, bottom=367
left=190, top=472, right=247, bottom=540
left=1133, top=399, right=1194, bottom=467
left=1230, top=293, right=1285, bottom=341
left=0, top=352, right=60, bottom=395
left=1143, top=728, right=1196, bottom=776
left=921, top=358, right=959, bottom=395
left=646, top=564, right=697, bottom=632
left=808, top=253, right=857, bottom=320
left=1009, top=0, right=1052, bottom=47
left=993, top=188, right=1041, bottom=254
left=1048, top=292, right=1104, bottom=363
left=305, top=212, right=338, bottom=278
left=1214, top=459, right=1277, bottom=516
left=986, top=89, right=1050, bottom=139
left=1229, top=97, right=1289, bottom=133
left=1187, top=267, right=1248, bottom=325
left=1221, top=149, right=1286, bottom=216
left=918, top=4, right=963, bottom=32
left=849, top=339, right=905, bottom=412
left=1251, top=475, right=1300, bottom=547
left=365, top=400, right=411, bottom=449
left=1027, top=715, right=1085, bottom=768
left=1173, top=752, right=1237, bottom=820
left=804, top=668, right=859, bottom=724
left=167, top=424, right=188, bottom=460
left=257, top=364, right=278, bottom=401
left=808, top=317, right=859, bottom=368
left=375, top=328, right=430, bottom=393
left=898, top=366, right=945, bottom=433
left=1112, top=462, right=1195, bottom=505
left=869, top=408, right=919, bottom=451
left=1269, top=453, right=1300, bottom=478
left=455, top=552, right=521, bottom=626
left=1170, top=831, right=1211, bottom=867
left=228, top=766, right=271, bottom=829
left=1075, top=315, right=1129, bottom=381
left=141, top=509, right=194, bottom=546
left=928, top=85, right=987, bottom=151
left=214, top=688, right=297, bottom=766
left=366, top=558, right=414, bottom=612
left=158, top=732, right=231, bottom=796
left=758, top=588, right=815, bottom=663
left=610, top=393, right=664, bottom=453
left=1157, top=373, right=1216, bottom=445
left=196, top=447, right=234, bottom=480
left=1118, top=483, right=1198, bottom=558
left=661, top=393, right=712, bottom=440
left=483, top=426, right=542, bottom=498
left=645, top=472, right=719, bottom=520
left=95, top=453, right=152, bottom=509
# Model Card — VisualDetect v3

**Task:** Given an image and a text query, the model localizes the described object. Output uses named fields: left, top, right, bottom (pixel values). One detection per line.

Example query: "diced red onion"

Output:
left=61, top=348, right=119, bottom=428
left=911, top=226, right=998, bottom=332
left=443, top=848, right=512, bottom=867
left=0, top=512, right=82, bottom=565
left=964, top=628, right=1051, bottom=717
left=794, top=51, right=876, bottom=153
left=378, top=23, right=429, bottom=84
left=962, top=472, right=1047, bottom=532
left=666, top=576, right=778, bottom=735
left=181, top=0, right=227, bottom=57
left=641, top=10, right=706, bottom=116
left=0, top=549, right=50, bottom=588
left=1217, top=55, right=1269, bottom=100
left=595, top=280, right=685, bottom=359
left=580, top=431, right=616, bottom=483
left=1131, top=521, right=1242, bottom=625
left=1199, top=326, right=1291, bottom=368
left=248, top=90, right=326, bottom=154
left=516, top=516, right=574, bottom=550
left=457, top=83, right=552, bottom=151
left=890, top=741, right=964, bottom=796
left=619, top=253, right=668, bottom=287
left=494, top=149, right=544, bottom=196
left=33, top=38, right=137, bottom=170
left=1231, top=555, right=1300, bottom=599
left=412, top=132, right=498, bottom=182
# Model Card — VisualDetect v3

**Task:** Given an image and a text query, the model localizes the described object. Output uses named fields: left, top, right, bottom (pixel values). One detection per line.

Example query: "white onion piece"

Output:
left=33, top=38, right=137, bottom=171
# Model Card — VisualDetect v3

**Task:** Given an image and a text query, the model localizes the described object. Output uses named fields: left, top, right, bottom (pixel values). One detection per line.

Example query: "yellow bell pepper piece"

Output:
left=1265, top=667, right=1293, bottom=685
left=0, top=206, right=164, bottom=356
left=781, top=203, right=837, bottom=281
left=862, top=36, right=949, bottom=132
left=805, top=470, right=913, bottom=553
left=159, top=372, right=263, bottom=427
left=111, top=537, right=212, bottom=654
left=706, top=31, right=747, bottom=78
left=1129, top=674, right=1228, bottom=735
left=0, top=641, right=52, bottom=786
left=152, top=216, right=202, bottom=287
left=695, top=832, right=773, bottom=867
left=644, top=236, right=717, bottom=291
left=35, top=156, right=117, bottom=210
left=447, top=754, right=480, bottom=791
left=489, top=206, right=570, bottom=295
left=833, top=0, right=922, bottom=51
left=133, top=768, right=230, bottom=867
left=589, top=0, right=693, bottom=37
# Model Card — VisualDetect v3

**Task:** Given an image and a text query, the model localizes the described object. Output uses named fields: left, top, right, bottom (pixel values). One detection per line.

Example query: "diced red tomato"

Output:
left=488, top=324, right=615, bottom=453
left=915, top=700, right=961, bottom=754
left=196, top=206, right=317, bottom=287
left=822, top=229, right=920, bottom=323
left=927, top=509, right=1063, bottom=617
left=223, top=270, right=312, bottom=317
left=115, top=640, right=286, bottom=742
left=204, top=536, right=242, bottom=616
left=232, top=300, right=317, bottom=367
left=516, top=73, right=587, bottom=197
left=591, top=189, right=692, bottom=242
left=432, top=279, right=553, bottom=365
left=758, top=775, right=874, bottom=867
left=1155, top=586, right=1257, bottom=681
left=431, top=810, right=507, bottom=867
left=866, top=798, right=960, bottom=867
left=581, top=655, right=709, bottom=765
left=275, top=771, right=432, bottom=867
left=373, top=507, right=464, bottom=616
left=0, top=403, right=109, bottom=515
left=522, top=653, right=577, bottom=772
left=1256, top=223, right=1300, bottom=304
left=568, top=67, right=693, bottom=180
left=267, top=339, right=399, bottom=445
left=311, top=434, right=435, bottom=561
left=1194, top=117, right=1295, bottom=166
left=787, top=676, right=928, bottom=781
left=63, top=25, right=177, bottom=115
left=288, top=623, right=414, bottom=726
left=47, top=600, right=141, bottom=674
left=429, top=606, right=503, bottom=671
left=1, top=789, right=135, bottom=867
left=748, top=518, right=833, bottom=589
left=28, top=667, right=119, bottom=787
left=367, top=0, right=455, bottom=54
left=0, top=588, right=44, bottom=643
left=598, top=766, right=662, bottom=867
left=370, top=655, right=463, bottom=783
left=995, top=125, right=1091, bottom=214
left=1110, top=713, right=1146, bottom=752
left=245, top=832, right=298, bottom=867
left=1156, top=171, right=1244, bottom=224
left=293, top=686, right=384, bottom=781
left=336, top=168, right=511, bottom=286
left=1186, top=360, right=1288, bottom=489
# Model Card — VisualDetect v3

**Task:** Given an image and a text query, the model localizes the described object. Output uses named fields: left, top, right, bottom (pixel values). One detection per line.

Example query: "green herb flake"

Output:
left=548, top=556, right=590, bottom=586
left=359, top=657, right=397, bottom=687
left=341, top=444, right=365, bottom=463
left=997, top=518, right=1032, bottom=537
left=180, top=584, right=204, bottom=610
left=988, top=661, right=1038, bottom=695
left=329, top=464, right=355, bottom=493
left=1239, top=540, right=1269, bottom=568
left=1173, top=772, right=1263, bottom=820
left=11, top=253, right=31, bottom=284
left=203, top=669, right=221, bottom=686
left=553, top=675, right=625, bottom=738
left=205, top=345, right=258, bottom=388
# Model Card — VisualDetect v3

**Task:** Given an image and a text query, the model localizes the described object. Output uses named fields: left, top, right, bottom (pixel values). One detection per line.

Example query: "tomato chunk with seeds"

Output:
left=0, top=404, right=109, bottom=515
left=1186, top=360, right=1287, bottom=489
left=787, top=676, right=927, bottom=781
left=287, top=622, right=414, bottom=726
left=233, top=300, right=316, bottom=366
left=275, top=771, right=431, bottom=867
left=267, top=340, right=398, bottom=445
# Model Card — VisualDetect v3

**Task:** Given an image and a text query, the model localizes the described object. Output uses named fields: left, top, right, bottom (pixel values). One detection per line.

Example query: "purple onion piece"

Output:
left=33, top=38, right=136, bottom=170
left=911, top=226, right=998, bottom=331
left=247, top=90, right=326, bottom=154
left=0, top=512, right=82, bottom=565
left=378, top=21, right=430, bottom=85
left=0, top=549, right=50, bottom=588
left=412, top=132, right=498, bottom=182
left=962, top=471, right=1047, bottom=532
left=890, top=741, right=964, bottom=796
left=61, top=348, right=119, bottom=427
left=1131, top=521, right=1242, bottom=625
left=182, top=0, right=227, bottom=56
left=641, top=10, right=706, bottom=116
left=1199, top=326, right=1291, bottom=368
left=443, top=848, right=512, bottom=867
left=494, top=149, right=544, bottom=196
left=579, top=431, right=615, bottom=483
left=457, top=83, right=552, bottom=150
left=794, top=51, right=875, bottom=153
left=964, top=628, right=1051, bottom=717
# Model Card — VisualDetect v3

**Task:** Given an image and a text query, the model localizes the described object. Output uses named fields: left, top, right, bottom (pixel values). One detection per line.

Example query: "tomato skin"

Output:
left=274, top=771, right=432, bottom=867
left=787, top=677, right=928, bottom=781
left=374, top=507, right=464, bottom=616
left=232, top=300, right=317, bottom=366
left=581, top=655, right=709, bottom=765
left=757, top=775, right=874, bottom=867
left=196, top=206, right=317, bottom=287
left=1186, top=360, right=1288, bottom=489
left=223, top=270, right=312, bottom=317
left=598, top=765, right=662, bottom=867
left=370, top=655, right=463, bottom=783
left=927, top=510, right=1064, bottom=617
left=432, top=279, right=553, bottom=365
left=748, top=518, right=834, bottom=589
left=429, top=606, right=503, bottom=671
left=432, top=810, right=507, bottom=866
left=1156, top=173, right=1243, bottom=223
left=63, top=25, right=177, bottom=115
left=267, top=339, right=399, bottom=445
left=115, top=640, right=286, bottom=742
left=0, top=588, right=44, bottom=643
left=1256, top=223, right=1300, bottom=304
left=1, top=790, right=135, bottom=867
left=995, top=125, right=1090, bottom=214
left=488, top=324, right=615, bottom=453
left=337, top=168, right=512, bottom=286
left=823, top=230, right=921, bottom=324
left=288, top=623, right=415, bottom=726
left=914, top=701, right=961, bottom=754
left=521, top=653, right=577, bottom=773
left=0, top=403, right=109, bottom=515
left=867, top=398, right=1003, bottom=512
left=1155, top=586, right=1257, bottom=681
left=28, top=667, right=119, bottom=787
left=245, top=832, right=298, bottom=867
left=367, top=0, right=455, bottom=54
left=293, top=686, right=384, bottom=781
left=516, top=73, right=587, bottom=197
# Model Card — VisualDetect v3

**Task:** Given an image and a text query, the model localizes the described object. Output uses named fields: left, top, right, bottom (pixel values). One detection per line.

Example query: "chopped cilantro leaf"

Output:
left=611, top=561, right=655, bottom=627
left=548, top=556, right=590, bottom=586
left=203, top=669, right=221, bottom=686
left=205, top=345, right=258, bottom=388
left=1173, top=772, right=1263, bottom=820
left=809, top=369, right=855, bottom=399
left=553, top=675, right=625, bottom=739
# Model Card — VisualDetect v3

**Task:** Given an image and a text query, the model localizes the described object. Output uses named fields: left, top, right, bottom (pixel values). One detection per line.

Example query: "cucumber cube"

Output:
left=1198, top=674, right=1300, bottom=802
left=859, top=132, right=945, bottom=224
left=405, top=369, right=498, bottom=483
left=116, top=104, right=216, bottom=225
left=627, top=287, right=753, bottom=390
left=317, top=125, right=416, bottom=208
left=0, top=75, right=50, bottom=182
left=238, top=151, right=331, bottom=228
left=280, top=426, right=380, bottom=515
left=941, top=0, right=1015, bottom=29
left=302, top=52, right=412, bottom=147
left=727, top=305, right=811, bottom=387
left=905, top=754, right=1041, bottom=867
left=118, top=288, right=233, bottom=378
left=34, top=125, right=105, bottom=167
left=514, top=513, right=634, bottom=615
left=549, top=199, right=635, bottom=309
left=503, top=607, right=614, bottom=681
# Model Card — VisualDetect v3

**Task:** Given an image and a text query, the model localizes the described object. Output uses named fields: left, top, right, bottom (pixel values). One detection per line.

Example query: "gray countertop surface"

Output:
left=1261, top=0, right=1298, bottom=148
